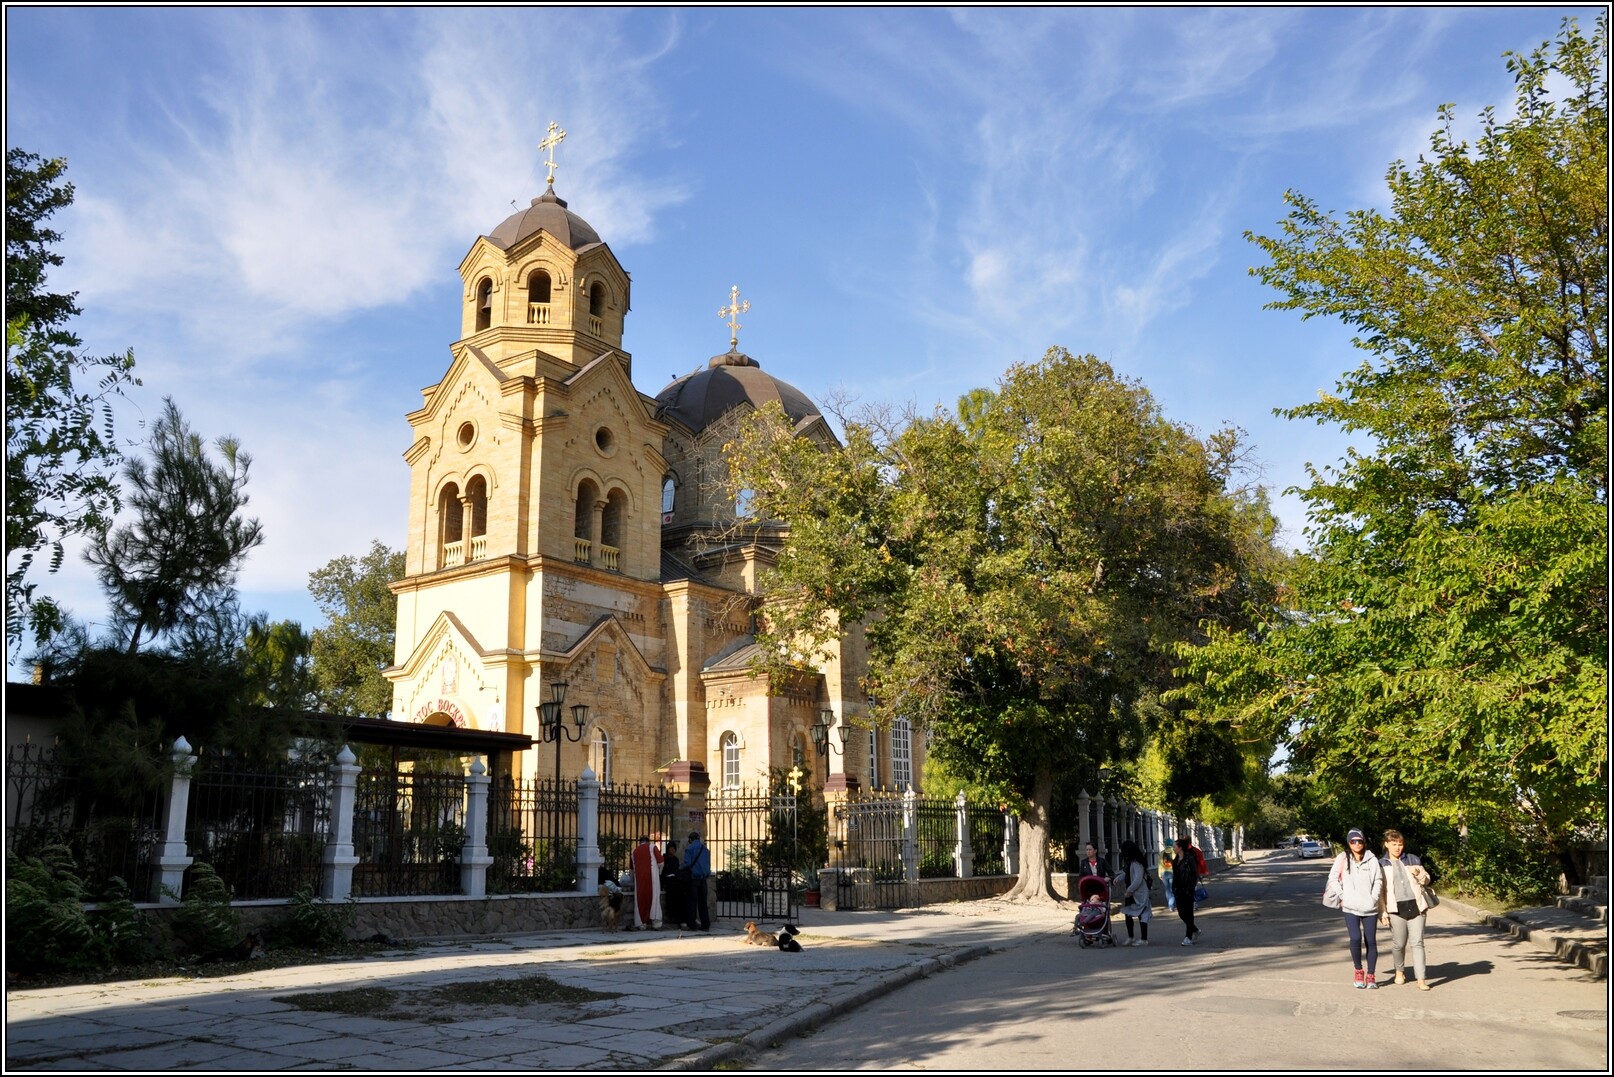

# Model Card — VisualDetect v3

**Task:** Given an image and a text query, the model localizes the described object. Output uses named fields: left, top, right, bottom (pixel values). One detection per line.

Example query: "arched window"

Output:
left=589, top=281, right=606, bottom=316
left=721, top=732, right=740, bottom=789
left=465, top=475, right=488, bottom=561
left=791, top=733, right=805, bottom=771
left=438, top=482, right=463, bottom=567
left=661, top=476, right=676, bottom=520
left=601, top=489, right=626, bottom=549
left=891, top=717, right=913, bottom=791
left=476, top=278, right=493, bottom=332
left=528, top=269, right=551, bottom=303
left=574, top=479, right=599, bottom=562
left=590, top=727, right=611, bottom=787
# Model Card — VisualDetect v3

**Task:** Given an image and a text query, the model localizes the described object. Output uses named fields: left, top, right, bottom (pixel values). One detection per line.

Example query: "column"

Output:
left=901, top=786, right=919, bottom=884
left=575, top=765, right=602, bottom=893
left=1076, top=789, right=1092, bottom=855
left=320, top=745, right=362, bottom=901
left=1002, top=811, right=1020, bottom=877
left=953, top=791, right=973, bottom=879
left=151, top=737, right=197, bottom=904
left=1094, top=795, right=1108, bottom=865
left=459, top=755, right=493, bottom=897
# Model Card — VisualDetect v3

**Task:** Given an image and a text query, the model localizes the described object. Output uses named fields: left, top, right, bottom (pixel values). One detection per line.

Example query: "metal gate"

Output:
left=832, top=794, right=916, bottom=910
left=705, top=785, right=800, bottom=924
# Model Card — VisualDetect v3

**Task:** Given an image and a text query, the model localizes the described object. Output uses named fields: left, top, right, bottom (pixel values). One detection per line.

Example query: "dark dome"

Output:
left=486, top=187, right=602, bottom=251
left=654, top=350, right=822, bottom=435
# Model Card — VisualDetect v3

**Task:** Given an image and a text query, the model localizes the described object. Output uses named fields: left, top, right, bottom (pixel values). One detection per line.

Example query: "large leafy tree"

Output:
left=85, top=398, right=264, bottom=655
left=308, top=540, right=405, bottom=717
left=1177, top=18, right=1606, bottom=892
left=5, top=150, right=138, bottom=645
left=727, top=347, right=1282, bottom=900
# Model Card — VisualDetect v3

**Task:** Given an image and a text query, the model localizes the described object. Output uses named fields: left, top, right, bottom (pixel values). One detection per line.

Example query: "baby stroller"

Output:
left=1073, top=875, right=1115, bottom=946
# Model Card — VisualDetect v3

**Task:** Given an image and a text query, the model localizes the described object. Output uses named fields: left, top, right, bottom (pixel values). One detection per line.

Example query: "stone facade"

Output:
left=384, top=179, right=922, bottom=795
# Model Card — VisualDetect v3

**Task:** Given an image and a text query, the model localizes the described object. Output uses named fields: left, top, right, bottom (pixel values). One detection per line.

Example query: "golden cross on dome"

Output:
left=718, top=285, right=750, bottom=349
left=539, top=121, right=567, bottom=187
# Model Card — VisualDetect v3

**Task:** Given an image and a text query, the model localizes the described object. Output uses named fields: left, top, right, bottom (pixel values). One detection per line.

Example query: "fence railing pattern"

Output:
left=186, top=751, right=330, bottom=901
left=5, top=742, right=164, bottom=900
left=352, top=767, right=467, bottom=897
left=488, top=777, right=580, bottom=893
left=597, top=782, right=678, bottom=881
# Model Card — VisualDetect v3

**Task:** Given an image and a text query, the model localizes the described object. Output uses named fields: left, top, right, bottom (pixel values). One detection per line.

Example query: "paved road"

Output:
left=748, top=852, right=1610, bottom=1071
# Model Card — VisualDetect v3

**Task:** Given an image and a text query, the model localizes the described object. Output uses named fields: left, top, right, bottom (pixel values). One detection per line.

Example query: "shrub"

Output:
left=169, top=861, right=244, bottom=957
left=273, top=885, right=356, bottom=949
left=91, top=875, right=160, bottom=965
left=5, top=845, right=103, bottom=972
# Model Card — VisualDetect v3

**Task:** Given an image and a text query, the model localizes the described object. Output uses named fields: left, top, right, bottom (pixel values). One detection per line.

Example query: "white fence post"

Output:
left=151, top=737, right=197, bottom=904
left=1077, top=789, right=1092, bottom=856
left=320, top=745, right=361, bottom=901
left=1002, top=811, right=1020, bottom=876
left=953, top=791, right=972, bottom=879
left=901, top=786, right=919, bottom=884
left=459, top=755, right=493, bottom=897
left=576, top=766, right=602, bottom=892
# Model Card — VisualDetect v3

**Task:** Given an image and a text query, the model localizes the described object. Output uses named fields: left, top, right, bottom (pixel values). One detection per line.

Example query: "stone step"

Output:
left=1557, top=894, right=1607, bottom=921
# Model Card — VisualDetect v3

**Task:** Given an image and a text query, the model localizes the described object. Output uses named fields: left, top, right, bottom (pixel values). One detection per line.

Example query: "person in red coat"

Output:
left=629, top=835, right=663, bottom=929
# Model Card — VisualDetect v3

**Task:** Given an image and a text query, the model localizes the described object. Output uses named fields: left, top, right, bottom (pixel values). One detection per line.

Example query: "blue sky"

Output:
left=5, top=6, right=1598, bottom=660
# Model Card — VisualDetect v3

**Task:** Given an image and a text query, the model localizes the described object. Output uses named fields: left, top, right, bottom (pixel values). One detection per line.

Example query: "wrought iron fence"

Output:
left=706, top=785, right=799, bottom=922
left=487, top=777, right=579, bottom=893
left=969, top=801, right=1007, bottom=876
left=5, top=742, right=163, bottom=899
left=352, top=766, right=467, bottom=896
left=185, top=750, right=331, bottom=900
left=914, top=796, right=957, bottom=878
left=598, top=782, right=678, bottom=882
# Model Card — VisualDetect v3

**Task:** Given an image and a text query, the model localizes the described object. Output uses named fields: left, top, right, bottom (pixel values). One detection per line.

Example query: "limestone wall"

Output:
left=143, top=892, right=602, bottom=943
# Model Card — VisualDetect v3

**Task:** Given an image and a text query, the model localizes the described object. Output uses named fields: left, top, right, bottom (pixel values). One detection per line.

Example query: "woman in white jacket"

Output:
left=1377, top=829, right=1434, bottom=990
left=1326, top=828, right=1385, bottom=988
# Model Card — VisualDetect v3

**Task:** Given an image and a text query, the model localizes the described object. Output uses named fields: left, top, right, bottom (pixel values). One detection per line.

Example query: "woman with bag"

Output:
left=1378, top=829, right=1434, bottom=990
left=1324, top=828, right=1385, bottom=988
left=1116, top=840, right=1152, bottom=946
left=1171, top=836, right=1201, bottom=946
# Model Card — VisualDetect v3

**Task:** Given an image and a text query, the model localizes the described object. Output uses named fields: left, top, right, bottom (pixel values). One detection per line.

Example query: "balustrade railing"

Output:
left=574, top=537, right=592, bottom=563
left=527, top=302, right=551, bottom=325
left=443, top=540, right=464, bottom=567
left=598, top=544, right=619, bottom=572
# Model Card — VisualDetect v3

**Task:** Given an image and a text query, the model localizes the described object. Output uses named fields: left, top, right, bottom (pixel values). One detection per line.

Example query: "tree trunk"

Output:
left=1003, top=762, right=1061, bottom=903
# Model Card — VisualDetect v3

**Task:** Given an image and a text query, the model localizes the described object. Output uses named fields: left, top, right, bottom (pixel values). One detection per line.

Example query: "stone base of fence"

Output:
left=819, top=871, right=1015, bottom=910
left=137, top=892, right=602, bottom=943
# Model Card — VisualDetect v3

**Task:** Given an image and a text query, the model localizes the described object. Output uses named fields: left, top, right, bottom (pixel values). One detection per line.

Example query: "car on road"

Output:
left=1299, top=839, right=1330, bottom=858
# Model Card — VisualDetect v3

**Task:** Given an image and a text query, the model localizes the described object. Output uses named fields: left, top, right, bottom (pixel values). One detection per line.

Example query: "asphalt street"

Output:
left=747, top=851, right=1610, bottom=1071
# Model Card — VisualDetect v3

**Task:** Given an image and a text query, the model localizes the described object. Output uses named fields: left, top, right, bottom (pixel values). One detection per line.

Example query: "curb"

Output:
left=1438, top=895, right=1607, bottom=980
left=659, top=942, right=993, bottom=1070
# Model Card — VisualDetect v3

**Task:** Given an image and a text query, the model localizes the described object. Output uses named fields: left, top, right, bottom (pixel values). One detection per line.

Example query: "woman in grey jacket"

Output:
left=1378, top=829, right=1434, bottom=990
left=1326, top=828, right=1385, bottom=988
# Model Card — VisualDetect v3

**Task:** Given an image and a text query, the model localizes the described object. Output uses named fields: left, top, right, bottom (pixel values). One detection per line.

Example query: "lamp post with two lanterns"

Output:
left=809, top=708, right=850, bottom=785
left=536, top=681, right=589, bottom=846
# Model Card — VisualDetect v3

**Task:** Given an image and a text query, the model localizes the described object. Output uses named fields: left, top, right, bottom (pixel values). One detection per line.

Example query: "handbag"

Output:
left=1194, top=883, right=1209, bottom=903
left=1322, top=857, right=1345, bottom=909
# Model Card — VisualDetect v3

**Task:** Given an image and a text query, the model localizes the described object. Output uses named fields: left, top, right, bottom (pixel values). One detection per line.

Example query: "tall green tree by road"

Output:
left=308, top=540, right=405, bottom=717
left=1175, top=18, right=1606, bottom=892
left=727, top=348, right=1283, bottom=899
left=85, top=398, right=264, bottom=655
left=5, top=150, right=139, bottom=644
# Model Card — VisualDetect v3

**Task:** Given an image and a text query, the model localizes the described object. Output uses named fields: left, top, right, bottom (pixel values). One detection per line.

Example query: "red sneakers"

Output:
left=1353, top=969, right=1366, bottom=989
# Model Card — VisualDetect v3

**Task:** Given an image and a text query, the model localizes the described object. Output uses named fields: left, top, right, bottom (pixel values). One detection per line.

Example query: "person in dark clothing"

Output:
left=1172, top=836, right=1201, bottom=946
left=660, top=840, right=684, bottom=929
left=1073, top=841, right=1110, bottom=880
left=681, top=831, right=711, bottom=931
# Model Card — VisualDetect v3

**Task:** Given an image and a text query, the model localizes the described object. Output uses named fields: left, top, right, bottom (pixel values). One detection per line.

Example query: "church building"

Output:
left=383, top=132, right=922, bottom=797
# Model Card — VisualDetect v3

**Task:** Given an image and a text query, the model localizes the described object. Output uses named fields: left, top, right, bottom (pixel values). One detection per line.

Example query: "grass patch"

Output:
left=276, top=986, right=399, bottom=1016
left=426, top=976, right=622, bottom=1006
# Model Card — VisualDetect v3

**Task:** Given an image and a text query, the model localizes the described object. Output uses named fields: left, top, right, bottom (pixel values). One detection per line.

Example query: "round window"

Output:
left=594, top=426, right=615, bottom=455
left=456, top=421, right=477, bottom=450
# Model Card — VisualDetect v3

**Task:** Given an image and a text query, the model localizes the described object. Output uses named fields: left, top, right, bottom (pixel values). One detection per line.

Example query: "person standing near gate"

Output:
left=660, top=839, right=684, bottom=928
left=682, top=830, right=711, bottom=932
left=629, top=835, right=663, bottom=930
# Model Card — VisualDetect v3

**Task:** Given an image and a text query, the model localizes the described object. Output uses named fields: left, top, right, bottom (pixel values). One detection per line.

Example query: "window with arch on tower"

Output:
left=527, top=269, right=552, bottom=324
left=587, top=281, right=606, bottom=336
left=438, top=482, right=464, bottom=568
left=476, top=278, right=493, bottom=332
left=599, top=489, right=627, bottom=572
left=465, top=475, right=488, bottom=562
left=574, top=479, right=599, bottom=564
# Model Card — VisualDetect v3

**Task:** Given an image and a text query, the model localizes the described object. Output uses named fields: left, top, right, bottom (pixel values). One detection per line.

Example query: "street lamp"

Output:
left=536, top=679, right=588, bottom=787
left=809, top=708, right=850, bottom=784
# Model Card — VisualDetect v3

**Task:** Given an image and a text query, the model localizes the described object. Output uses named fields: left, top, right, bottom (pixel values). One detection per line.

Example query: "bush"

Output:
left=91, top=875, right=160, bottom=965
left=170, top=861, right=244, bottom=957
left=6, top=846, right=103, bottom=973
left=272, top=885, right=356, bottom=949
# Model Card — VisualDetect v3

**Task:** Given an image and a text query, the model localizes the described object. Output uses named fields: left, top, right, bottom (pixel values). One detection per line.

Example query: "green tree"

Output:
left=85, top=397, right=264, bottom=655
left=727, top=348, right=1282, bottom=900
left=1177, top=17, right=1607, bottom=895
left=5, top=150, right=139, bottom=644
left=308, top=540, right=405, bottom=717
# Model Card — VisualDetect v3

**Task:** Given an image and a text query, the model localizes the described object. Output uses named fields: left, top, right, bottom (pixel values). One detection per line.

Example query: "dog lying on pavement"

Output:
left=742, top=922, right=804, bottom=951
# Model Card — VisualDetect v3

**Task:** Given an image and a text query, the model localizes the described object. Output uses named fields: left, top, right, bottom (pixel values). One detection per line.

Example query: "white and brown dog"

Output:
left=599, top=884, right=625, bottom=931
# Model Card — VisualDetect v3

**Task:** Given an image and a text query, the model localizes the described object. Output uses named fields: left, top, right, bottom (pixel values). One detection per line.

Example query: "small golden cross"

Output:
left=539, top=121, right=567, bottom=187
left=718, top=284, right=750, bottom=348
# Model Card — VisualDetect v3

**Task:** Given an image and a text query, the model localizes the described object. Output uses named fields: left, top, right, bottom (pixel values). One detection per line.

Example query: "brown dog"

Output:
left=599, top=885, right=624, bottom=931
left=743, top=921, right=777, bottom=946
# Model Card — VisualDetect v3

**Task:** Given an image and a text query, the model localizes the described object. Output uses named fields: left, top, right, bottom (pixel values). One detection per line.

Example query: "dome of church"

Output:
left=486, top=187, right=602, bottom=251
left=654, top=349, right=822, bottom=435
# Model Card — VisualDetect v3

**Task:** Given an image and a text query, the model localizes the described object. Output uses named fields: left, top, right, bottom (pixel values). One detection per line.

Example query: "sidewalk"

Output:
left=4, top=900, right=1076, bottom=1071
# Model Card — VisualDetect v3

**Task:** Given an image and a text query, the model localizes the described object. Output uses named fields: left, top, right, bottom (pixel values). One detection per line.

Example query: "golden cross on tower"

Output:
left=539, top=121, right=567, bottom=187
left=718, top=285, right=750, bottom=349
